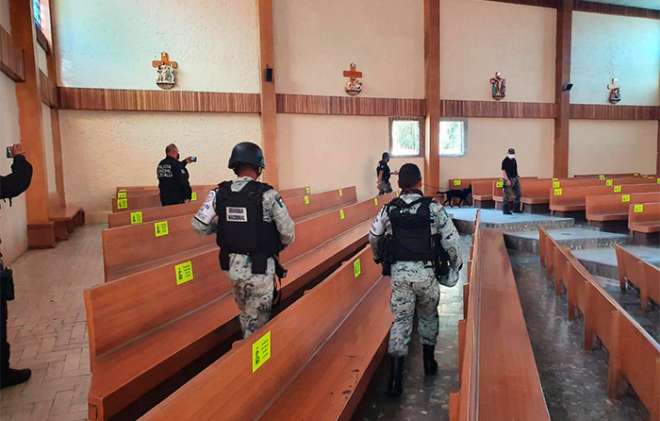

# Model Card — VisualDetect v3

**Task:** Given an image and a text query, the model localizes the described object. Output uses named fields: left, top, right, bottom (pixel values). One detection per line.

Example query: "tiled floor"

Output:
left=0, top=225, right=103, bottom=421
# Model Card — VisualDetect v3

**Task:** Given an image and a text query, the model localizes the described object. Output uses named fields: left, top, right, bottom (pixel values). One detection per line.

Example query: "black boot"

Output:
left=513, top=202, right=523, bottom=213
left=1, top=367, right=31, bottom=389
left=387, top=356, right=404, bottom=396
left=423, top=344, right=438, bottom=376
left=503, top=201, right=512, bottom=215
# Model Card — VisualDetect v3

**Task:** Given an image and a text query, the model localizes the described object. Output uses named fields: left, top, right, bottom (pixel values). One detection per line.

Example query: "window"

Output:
left=439, top=120, right=466, bottom=157
left=33, top=0, right=52, bottom=50
left=389, top=118, right=423, bottom=157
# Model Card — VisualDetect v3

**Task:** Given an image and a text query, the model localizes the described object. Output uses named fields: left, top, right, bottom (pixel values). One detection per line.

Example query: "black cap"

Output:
left=398, top=163, right=422, bottom=189
left=382, top=152, right=390, bottom=160
left=508, top=148, right=516, bottom=155
left=228, top=142, right=265, bottom=170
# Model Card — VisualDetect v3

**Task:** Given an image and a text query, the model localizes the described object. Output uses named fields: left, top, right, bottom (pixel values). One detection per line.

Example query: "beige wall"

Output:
left=59, top=111, right=261, bottom=222
left=54, top=0, right=259, bottom=91
left=440, top=118, right=554, bottom=186
left=0, top=3, right=28, bottom=263
left=439, top=0, right=556, bottom=102
left=273, top=0, right=424, bottom=98
left=278, top=114, right=423, bottom=200
left=571, top=12, right=660, bottom=106
left=569, top=120, right=658, bottom=176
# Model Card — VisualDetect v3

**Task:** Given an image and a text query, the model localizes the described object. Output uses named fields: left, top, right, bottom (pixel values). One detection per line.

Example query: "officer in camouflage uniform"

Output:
left=192, top=142, right=295, bottom=338
left=369, top=163, right=462, bottom=396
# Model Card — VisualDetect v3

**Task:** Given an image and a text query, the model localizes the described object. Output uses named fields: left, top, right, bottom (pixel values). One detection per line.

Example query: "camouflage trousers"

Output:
left=503, top=177, right=521, bottom=206
left=388, top=278, right=440, bottom=357
left=228, top=256, right=275, bottom=338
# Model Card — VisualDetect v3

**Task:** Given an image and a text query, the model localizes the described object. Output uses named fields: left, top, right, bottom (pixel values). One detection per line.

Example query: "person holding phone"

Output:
left=157, top=144, right=195, bottom=206
left=1, top=143, right=33, bottom=389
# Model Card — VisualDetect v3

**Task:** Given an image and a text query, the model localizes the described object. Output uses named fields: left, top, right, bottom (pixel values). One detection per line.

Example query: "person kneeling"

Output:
left=369, top=163, right=462, bottom=397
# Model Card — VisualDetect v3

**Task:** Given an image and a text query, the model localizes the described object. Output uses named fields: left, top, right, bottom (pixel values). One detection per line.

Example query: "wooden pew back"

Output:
left=141, top=246, right=386, bottom=420
left=111, top=185, right=214, bottom=212
left=615, top=244, right=660, bottom=310
left=628, top=201, right=660, bottom=232
left=279, top=186, right=356, bottom=220
left=550, top=184, right=660, bottom=211
left=586, top=192, right=660, bottom=221
left=492, top=178, right=552, bottom=202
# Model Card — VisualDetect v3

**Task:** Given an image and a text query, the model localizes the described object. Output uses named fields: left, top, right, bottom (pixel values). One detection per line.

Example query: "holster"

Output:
left=1, top=266, right=15, bottom=301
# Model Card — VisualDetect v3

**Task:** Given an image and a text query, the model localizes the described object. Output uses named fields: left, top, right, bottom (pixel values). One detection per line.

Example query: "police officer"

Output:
left=1, top=144, right=33, bottom=389
left=157, top=143, right=194, bottom=206
left=369, top=163, right=462, bottom=396
left=376, top=152, right=396, bottom=195
left=192, top=142, right=295, bottom=338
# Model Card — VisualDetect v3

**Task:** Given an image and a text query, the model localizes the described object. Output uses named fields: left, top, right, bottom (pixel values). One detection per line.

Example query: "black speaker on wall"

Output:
left=265, top=67, right=273, bottom=82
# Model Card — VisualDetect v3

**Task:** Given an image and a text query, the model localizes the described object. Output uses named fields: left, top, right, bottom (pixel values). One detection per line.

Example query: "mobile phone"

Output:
left=190, top=156, right=197, bottom=162
left=6, top=146, right=13, bottom=159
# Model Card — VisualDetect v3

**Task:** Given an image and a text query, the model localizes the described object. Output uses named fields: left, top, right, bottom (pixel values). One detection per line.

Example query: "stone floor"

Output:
left=0, top=225, right=103, bottom=421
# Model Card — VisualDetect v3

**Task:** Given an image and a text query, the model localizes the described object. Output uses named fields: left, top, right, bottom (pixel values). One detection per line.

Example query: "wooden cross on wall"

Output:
left=343, top=63, right=362, bottom=79
left=152, top=52, right=178, bottom=69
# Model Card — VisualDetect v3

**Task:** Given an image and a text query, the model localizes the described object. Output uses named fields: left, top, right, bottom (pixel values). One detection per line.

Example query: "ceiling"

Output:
left=586, top=0, right=660, bottom=10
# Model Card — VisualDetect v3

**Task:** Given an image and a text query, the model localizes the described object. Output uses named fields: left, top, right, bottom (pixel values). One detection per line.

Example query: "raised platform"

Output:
left=447, top=208, right=574, bottom=234
left=573, top=245, right=660, bottom=279
left=504, top=227, right=630, bottom=253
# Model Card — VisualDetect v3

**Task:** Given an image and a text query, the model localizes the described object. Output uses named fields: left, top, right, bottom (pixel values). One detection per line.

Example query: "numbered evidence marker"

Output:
left=453, top=179, right=462, bottom=187
left=305, top=186, right=311, bottom=195
left=657, top=178, right=660, bottom=184
left=553, top=188, right=563, bottom=196
left=633, top=204, right=644, bottom=213
left=598, top=175, right=606, bottom=181
left=303, top=195, right=311, bottom=205
left=154, top=221, right=169, bottom=237
left=353, top=258, right=362, bottom=278
left=606, top=179, right=614, bottom=186
left=252, top=331, right=272, bottom=373
left=117, top=198, right=128, bottom=210
left=174, top=260, right=194, bottom=285
left=621, top=194, right=631, bottom=203
left=373, top=198, right=379, bottom=207
left=130, top=211, right=143, bottom=225
left=117, top=190, right=127, bottom=199
left=552, top=181, right=561, bottom=189
left=339, top=209, right=346, bottom=220
left=496, top=179, right=504, bottom=188
left=191, top=192, right=198, bottom=201
left=613, top=185, right=622, bottom=193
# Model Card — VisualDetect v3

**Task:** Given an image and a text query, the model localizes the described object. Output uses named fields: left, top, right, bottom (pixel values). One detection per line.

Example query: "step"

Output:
left=448, top=208, right=574, bottom=234
left=504, top=227, right=630, bottom=253
left=573, top=245, right=660, bottom=280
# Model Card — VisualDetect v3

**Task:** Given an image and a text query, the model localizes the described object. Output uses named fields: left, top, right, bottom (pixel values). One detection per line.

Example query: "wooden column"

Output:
left=47, top=0, right=66, bottom=208
left=10, top=0, right=55, bottom=248
left=256, top=0, right=279, bottom=187
left=657, top=120, right=660, bottom=176
left=553, top=0, right=573, bottom=178
left=423, top=0, right=440, bottom=195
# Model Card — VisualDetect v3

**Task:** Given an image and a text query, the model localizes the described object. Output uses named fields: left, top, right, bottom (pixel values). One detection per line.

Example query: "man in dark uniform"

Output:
left=157, top=144, right=194, bottom=206
left=1, top=144, right=33, bottom=389
left=501, top=147, right=522, bottom=214
left=377, top=152, right=396, bottom=195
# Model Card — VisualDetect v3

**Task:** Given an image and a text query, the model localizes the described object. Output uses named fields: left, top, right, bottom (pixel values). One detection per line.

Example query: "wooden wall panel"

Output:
left=440, top=100, right=556, bottom=119
left=39, top=70, right=57, bottom=107
left=569, top=104, right=660, bottom=120
left=575, top=1, right=660, bottom=20
left=0, top=24, right=25, bottom=82
left=57, top=87, right=261, bottom=113
left=276, top=93, right=426, bottom=117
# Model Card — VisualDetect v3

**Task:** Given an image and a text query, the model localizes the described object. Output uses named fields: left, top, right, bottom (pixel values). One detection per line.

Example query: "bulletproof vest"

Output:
left=386, top=196, right=434, bottom=262
left=215, top=180, right=282, bottom=274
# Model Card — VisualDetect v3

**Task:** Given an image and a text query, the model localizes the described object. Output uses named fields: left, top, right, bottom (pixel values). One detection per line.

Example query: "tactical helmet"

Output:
left=228, top=142, right=265, bottom=170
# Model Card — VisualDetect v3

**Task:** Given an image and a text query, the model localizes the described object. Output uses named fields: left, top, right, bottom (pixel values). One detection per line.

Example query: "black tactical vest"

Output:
left=386, top=196, right=434, bottom=262
left=215, top=180, right=282, bottom=274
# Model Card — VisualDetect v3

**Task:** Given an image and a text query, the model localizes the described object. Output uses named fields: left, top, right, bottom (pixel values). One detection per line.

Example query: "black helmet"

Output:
left=228, top=142, right=265, bottom=170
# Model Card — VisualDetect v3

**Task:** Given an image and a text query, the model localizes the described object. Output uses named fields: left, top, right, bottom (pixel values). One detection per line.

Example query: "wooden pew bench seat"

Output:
left=629, top=221, right=660, bottom=233
left=49, top=206, right=85, bottom=240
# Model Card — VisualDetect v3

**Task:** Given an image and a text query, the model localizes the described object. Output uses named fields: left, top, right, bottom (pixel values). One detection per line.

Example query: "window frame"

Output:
left=388, top=117, right=425, bottom=158
left=33, top=0, right=52, bottom=53
left=438, top=118, right=468, bottom=157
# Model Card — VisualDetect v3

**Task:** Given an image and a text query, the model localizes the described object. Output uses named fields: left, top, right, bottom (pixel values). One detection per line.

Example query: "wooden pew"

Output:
left=140, top=245, right=390, bottom=421
left=541, top=233, right=660, bottom=420
left=550, top=184, right=660, bottom=213
left=628, top=202, right=660, bottom=235
left=107, top=186, right=357, bottom=228
left=49, top=205, right=85, bottom=241
left=450, top=228, right=549, bottom=421
left=586, top=192, right=660, bottom=223
left=492, top=178, right=552, bottom=211
left=101, top=187, right=360, bottom=282
left=447, top=177, right=537, bottom=208
left=615, top=245, right=659, bottom=310
left=85, top=194, right=391, bottom=420
left=112, top=185, right=311, bottom=212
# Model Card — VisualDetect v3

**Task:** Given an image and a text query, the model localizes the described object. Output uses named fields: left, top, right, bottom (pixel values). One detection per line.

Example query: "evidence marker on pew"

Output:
left=252, top=331, right=272, bottom=373
left=130, top=211, right=143, bottom=225
left=154, top=221, right=169, bottom=237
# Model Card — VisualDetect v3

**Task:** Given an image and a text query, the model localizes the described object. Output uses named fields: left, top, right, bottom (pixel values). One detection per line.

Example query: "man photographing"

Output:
left=1, top=143, right=33, bottom=389
left=157, top=143, right=196, bottom=206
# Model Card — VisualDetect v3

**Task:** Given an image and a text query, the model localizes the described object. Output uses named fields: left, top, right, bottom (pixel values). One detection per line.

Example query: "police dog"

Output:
left=437, top=186, right=472, bottom=207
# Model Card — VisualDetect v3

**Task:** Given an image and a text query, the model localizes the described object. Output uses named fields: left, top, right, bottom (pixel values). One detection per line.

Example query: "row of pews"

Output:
left=539, top=229, right=659, bottom=421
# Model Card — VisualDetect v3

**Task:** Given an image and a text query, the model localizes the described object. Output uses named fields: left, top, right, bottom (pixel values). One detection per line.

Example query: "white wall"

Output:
left=569, top=120, right=658, bottom=176
left=59, top=111, right=261, bottom=222
left=571, top=12, right=660, bottom=106
left=439, top=0, right=556, bottom=103
left=273, top=0, right=424, bottom=98
left=0, top=2, right=28, bottom=263
left=54, top=0, right=260, bottom=92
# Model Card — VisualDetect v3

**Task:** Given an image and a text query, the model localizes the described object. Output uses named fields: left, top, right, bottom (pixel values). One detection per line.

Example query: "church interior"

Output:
left=0, top=0, right=659, bottom=420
